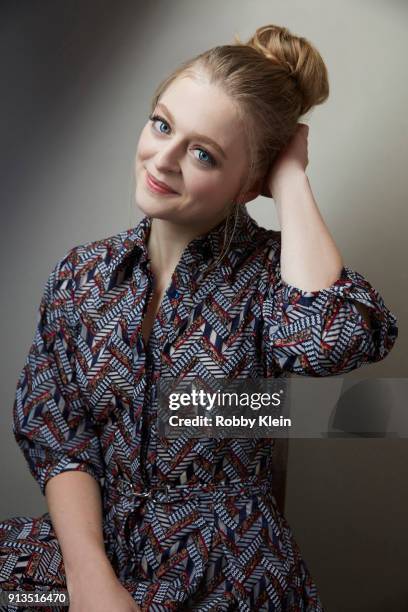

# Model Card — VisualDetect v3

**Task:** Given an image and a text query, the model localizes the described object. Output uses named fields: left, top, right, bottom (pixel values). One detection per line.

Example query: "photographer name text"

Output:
left=168, top=414, right=291, bottom=428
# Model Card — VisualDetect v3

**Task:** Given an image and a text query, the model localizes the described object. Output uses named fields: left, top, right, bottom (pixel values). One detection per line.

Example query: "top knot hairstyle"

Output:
left=150, top=24, right=329, bottom=196
left=149, top=24, right=330, bottom=269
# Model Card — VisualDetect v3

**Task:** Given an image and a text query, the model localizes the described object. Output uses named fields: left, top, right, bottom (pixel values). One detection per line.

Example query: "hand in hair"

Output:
left=260, top=123, right=309, bottom=198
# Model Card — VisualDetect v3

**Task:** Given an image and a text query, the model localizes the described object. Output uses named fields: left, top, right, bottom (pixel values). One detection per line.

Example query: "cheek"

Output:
left=135, top=127, right=154, bottom=163
left=186, top=170, right=225, bottom=198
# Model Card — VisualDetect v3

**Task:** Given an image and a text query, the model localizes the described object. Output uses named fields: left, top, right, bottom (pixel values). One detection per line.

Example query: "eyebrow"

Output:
left=155, top=102, right=227, bottom=160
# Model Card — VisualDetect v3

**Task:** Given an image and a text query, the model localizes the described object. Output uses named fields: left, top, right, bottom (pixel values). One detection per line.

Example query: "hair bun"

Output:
left=234, top=24, right=329, bottom=115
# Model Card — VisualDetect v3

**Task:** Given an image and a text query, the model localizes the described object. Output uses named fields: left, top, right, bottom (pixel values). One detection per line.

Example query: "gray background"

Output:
left=1, top=1, right=407, bottom=610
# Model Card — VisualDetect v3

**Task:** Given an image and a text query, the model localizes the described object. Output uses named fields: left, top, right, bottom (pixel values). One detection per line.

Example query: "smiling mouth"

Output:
left=145, top=170, right=179, bottom=195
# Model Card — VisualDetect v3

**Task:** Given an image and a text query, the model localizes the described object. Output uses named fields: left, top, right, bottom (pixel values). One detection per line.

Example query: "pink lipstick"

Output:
left=145, top=171, right=178, bottom=195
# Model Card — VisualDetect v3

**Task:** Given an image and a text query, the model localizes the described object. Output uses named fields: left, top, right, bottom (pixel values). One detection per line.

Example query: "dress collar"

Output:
left=101, top=205, right=259, bottom=289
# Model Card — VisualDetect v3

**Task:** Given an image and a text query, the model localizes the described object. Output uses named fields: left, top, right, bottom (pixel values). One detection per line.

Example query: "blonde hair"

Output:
left=149, top=24, right=330, bottom=272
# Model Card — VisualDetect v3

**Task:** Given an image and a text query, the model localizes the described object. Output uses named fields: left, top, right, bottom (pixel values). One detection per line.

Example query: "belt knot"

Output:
left=111, top=476, right=273, bottom=505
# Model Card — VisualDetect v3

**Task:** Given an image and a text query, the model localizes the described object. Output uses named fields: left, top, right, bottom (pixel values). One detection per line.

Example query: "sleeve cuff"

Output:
left=268, top=262, right=398, bottom=372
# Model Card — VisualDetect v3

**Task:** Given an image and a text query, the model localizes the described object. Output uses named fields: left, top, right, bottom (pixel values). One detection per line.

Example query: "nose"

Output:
left=154, top=140, right=182, bottom=175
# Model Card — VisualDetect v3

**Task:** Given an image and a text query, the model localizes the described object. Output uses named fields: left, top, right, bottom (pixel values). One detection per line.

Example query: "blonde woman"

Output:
left=0, top=24, right=398, bottom=612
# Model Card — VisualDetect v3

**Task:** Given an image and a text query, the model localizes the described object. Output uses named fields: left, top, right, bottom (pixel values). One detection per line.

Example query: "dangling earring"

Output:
left=224, top=201, right=240, bottom=252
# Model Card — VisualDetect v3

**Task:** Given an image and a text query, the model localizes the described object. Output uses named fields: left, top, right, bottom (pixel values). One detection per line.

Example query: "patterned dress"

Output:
left=0, top=207, right=398, bottom=611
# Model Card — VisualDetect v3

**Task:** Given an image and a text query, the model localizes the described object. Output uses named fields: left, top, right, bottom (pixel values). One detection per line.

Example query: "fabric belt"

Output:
left=106, top=474, right=274, bottom=504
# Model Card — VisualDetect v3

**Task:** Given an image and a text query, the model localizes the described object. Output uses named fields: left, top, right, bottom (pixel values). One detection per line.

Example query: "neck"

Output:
left=146, top=212, right=228, bottom=281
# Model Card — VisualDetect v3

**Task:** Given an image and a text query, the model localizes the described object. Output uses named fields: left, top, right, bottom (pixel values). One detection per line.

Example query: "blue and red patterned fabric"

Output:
left=0, top=207, right=398, bottom=610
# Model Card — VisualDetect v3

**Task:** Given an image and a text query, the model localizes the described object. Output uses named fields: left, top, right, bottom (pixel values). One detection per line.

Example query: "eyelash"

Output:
left=148, top=114, right=217, bottom=167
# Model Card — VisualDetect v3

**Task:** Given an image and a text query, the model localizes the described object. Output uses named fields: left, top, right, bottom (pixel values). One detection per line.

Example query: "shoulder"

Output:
left=71, top=227, right=137, bottom=272
left=243, top=216, right=282, bottom=265
left=258, top=227, right=281, bottom=253
left=41, top=227, right=140, bottom=324
left=225, top=214, right=281, bottom=288
left=52, top=227, right=139, bottom=287
left=236, top=216, right=282, bottom=292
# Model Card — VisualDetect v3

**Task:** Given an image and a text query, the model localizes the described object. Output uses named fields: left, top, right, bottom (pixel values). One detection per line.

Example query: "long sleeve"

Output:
left=261, top=237, right=399, bottom=376
left=13, top=250, right=105, bottom=496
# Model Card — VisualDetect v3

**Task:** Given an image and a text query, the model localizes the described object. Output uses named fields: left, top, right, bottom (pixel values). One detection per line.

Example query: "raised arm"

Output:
left=259, top=125, right=398, bottom=376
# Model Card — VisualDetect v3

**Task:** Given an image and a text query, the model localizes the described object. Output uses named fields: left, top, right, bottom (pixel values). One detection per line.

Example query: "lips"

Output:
left=146, top=171, right=178, bottom=194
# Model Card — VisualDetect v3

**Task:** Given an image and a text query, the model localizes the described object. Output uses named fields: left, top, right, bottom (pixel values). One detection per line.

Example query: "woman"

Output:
left=0, top=24, right=398, bottom=611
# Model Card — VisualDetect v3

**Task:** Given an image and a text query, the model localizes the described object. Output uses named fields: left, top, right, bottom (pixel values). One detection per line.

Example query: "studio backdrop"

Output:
left=1, top=2, right=406, bottom=611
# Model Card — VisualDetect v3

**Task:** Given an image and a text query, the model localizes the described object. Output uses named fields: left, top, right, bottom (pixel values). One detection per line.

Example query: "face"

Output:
left=134, top=74, right=252, bottom=229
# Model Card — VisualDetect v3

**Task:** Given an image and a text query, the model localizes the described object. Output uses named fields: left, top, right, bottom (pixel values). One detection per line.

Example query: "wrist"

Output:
left=272, top=170, right=308, bottom=204
left=65, top=548, right=117, bottom=587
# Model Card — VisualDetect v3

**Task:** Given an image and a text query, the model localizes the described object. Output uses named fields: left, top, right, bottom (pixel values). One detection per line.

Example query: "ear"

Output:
left=237, top=190, right=259, bottom=205
left=236, top=176, right=271, bottom=205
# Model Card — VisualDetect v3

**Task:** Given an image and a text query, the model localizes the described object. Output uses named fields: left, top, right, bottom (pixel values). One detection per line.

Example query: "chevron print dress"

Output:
left=0, top=208, right=398, bottom=611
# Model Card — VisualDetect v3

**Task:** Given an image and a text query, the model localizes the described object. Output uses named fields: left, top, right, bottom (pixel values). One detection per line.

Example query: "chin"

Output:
left=134, top=193, right=177, bottom=221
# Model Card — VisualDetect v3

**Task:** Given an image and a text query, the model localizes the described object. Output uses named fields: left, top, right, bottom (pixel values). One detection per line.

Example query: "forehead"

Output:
left=157, top=75, right=247, bottom=154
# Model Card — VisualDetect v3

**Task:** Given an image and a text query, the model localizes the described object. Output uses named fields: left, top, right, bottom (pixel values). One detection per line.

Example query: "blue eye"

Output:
left=149, top=115, right=170, bottom=134
left=149, top=115, right=217, bottom=166
left=193, top=149, right=214, bottom=165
